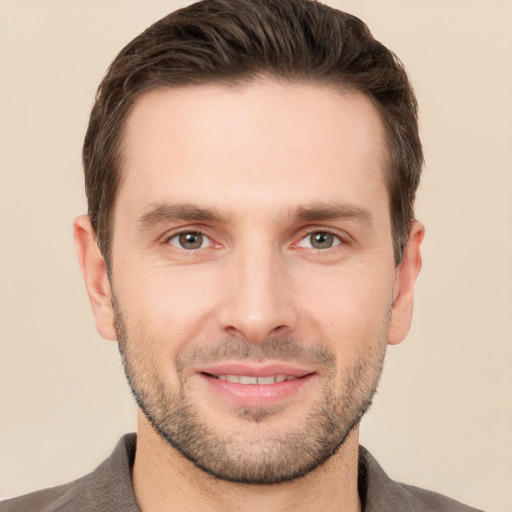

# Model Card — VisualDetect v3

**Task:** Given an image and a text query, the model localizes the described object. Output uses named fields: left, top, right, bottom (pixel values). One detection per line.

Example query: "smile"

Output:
left=209, top=374, right=298, bottom=385
left=196, top=365, right=317, bottom=407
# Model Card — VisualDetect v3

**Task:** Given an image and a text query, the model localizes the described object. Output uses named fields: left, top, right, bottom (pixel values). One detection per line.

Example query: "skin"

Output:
left=74, top=80, right=424, bottom=512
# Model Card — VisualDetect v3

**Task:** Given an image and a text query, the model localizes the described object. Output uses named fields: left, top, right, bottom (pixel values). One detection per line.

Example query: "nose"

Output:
left=216, top=245, right=299, bottom=344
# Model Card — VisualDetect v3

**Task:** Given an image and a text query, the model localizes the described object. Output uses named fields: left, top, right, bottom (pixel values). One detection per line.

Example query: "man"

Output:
left=0, top=0, right=484, bottom=510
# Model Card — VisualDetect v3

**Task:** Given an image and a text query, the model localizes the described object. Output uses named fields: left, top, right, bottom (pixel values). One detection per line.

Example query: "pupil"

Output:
left=312, top=232, right=333, bottom=248
left=179, top=232, right=202, bottom=249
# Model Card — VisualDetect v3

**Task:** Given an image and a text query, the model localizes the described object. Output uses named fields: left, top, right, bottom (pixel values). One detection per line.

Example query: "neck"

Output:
left=132, top=412, right=362, bottom=512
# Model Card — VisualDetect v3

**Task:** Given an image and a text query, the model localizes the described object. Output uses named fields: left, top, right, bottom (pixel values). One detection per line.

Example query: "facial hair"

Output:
left=114, top=299, right=388, bottom=485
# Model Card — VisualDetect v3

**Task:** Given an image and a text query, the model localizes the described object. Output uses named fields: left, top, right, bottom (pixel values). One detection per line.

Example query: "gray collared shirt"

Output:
left=0, top=434, right=484, bottom=511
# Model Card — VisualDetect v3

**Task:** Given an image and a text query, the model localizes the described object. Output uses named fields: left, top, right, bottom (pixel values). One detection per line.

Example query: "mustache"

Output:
left=175, top=336, right=336, bottom=374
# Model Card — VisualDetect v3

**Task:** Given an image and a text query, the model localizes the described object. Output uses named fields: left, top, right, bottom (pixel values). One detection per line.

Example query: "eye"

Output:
left=297, top=231, right=341, bottom=250
left=168, top=231, right=212, bottom=250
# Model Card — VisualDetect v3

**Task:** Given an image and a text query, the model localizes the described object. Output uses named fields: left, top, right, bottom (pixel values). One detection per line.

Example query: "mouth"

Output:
left=204, top=373, right=299, bottom=385
left=194, top=363, right=317, bottom=407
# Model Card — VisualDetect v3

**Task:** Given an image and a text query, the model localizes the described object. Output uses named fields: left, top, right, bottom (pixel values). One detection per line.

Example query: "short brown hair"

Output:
left=83, top=0, right=422, bottom=265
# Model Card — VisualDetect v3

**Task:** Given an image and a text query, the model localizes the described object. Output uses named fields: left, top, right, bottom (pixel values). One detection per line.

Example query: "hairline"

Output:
left=102, top=74, right=399, bottom=270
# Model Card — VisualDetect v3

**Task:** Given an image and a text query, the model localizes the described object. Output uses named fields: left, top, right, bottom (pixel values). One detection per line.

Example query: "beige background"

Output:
left=1, top=1, right=511, bottom=510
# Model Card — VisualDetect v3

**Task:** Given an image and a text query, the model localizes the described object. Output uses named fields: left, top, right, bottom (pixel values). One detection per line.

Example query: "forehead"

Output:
left=118, top=80, right=388, bottom=221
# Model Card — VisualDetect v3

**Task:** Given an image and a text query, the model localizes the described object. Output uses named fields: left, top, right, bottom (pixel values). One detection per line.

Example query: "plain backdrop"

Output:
left=1, top=1, right=511, bottom=510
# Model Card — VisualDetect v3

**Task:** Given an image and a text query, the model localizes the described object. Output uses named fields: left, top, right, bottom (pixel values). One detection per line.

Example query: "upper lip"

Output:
left=194, top=361, right=315, bottom=378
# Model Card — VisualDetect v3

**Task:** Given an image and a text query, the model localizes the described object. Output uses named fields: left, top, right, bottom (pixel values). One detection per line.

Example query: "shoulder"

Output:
left=0, top=434, right=139, bottom=512
left=393, top=481, right=485, bottom=512
left=358, top=446, right=485, bottom=512
left=0, top=476, right=91, bottom=512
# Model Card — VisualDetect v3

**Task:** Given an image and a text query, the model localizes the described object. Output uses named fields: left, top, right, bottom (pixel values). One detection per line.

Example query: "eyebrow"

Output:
left=137, top=203, right=229, bottom=230
left=292, top=203, right=374, bottom=226
left=137, top=201, right=374, bottom=231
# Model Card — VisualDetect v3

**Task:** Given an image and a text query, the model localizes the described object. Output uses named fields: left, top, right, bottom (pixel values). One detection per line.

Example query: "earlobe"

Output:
left=388, top=220, right=425, bottom=346
left=73, top=215, right=117, bottom=341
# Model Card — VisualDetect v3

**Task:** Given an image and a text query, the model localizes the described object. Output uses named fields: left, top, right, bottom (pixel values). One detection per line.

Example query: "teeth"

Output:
left=239, top=376, right=258, bottom=384
left=257, top=376, right=277, bottom=385
left=215, top=374, right=297, bottom=385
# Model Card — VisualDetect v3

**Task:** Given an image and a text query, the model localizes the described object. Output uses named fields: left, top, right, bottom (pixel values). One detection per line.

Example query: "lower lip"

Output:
left=197, top=373, right=316, bottom=407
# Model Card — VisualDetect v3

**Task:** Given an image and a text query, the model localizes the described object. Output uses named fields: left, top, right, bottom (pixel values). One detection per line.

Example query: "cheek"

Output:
left=113, top=265, right=222, bottom=350
left=297, top=269, right=393, bottom=347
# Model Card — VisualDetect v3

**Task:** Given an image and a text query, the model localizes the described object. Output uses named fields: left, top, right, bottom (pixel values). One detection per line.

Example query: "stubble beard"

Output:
left=114, top=302, right=388, bottom=485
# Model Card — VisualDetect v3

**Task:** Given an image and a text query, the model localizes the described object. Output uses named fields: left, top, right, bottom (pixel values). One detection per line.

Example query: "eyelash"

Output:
left=165, top=230, right=215, bottom=250
left=163, top=227, right=346, bottom=252
left=296, top=229, right=344, bottom=250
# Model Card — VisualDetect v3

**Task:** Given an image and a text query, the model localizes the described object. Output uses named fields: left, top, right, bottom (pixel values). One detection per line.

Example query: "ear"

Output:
left=388, top=220, right=425, bottom=346
left=73, top=215, right=117, bottom=341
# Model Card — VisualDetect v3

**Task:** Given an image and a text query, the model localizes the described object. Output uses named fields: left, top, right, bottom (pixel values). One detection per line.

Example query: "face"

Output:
left=76, top=80, right=423, bottom=484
